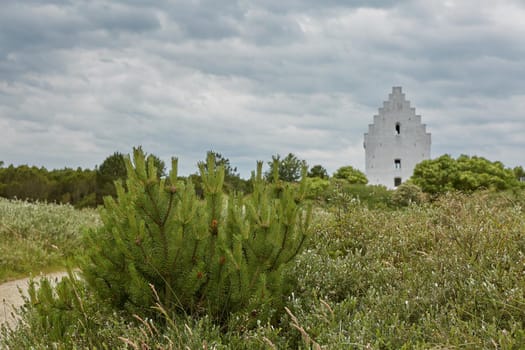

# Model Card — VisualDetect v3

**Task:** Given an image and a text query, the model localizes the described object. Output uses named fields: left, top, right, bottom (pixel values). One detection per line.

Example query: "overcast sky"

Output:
left=1, top=0, right=524, bottom=178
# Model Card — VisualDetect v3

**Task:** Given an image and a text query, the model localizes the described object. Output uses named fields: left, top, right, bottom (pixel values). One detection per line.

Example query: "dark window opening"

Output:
left=394, top=159, right=401, bottom=169
left=395, top=122, right=401, bottom=135
left=394, top=177, right=402, bottom=187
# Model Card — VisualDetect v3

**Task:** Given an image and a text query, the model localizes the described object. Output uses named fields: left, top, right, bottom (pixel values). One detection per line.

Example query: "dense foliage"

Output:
left=265, top=153, right=307, bottom=182
left=308, top=164, right=329, bottom=179
left=95, top=148, right=167, bottom=204
left=0, top=165, right=97, bottom=208
left=4, top=151, right=521, bottom=209
left=3, top=151, right=525, bottom=348
left=0, top=150, right=248, bottom=208
left=390, top=182, right=426, bottom=207
left=3, top=190, right=525, bottom=348
left=333, top=165, right=368, bottom=184
left=310, top=179, right=393, bottom=210
left=287, top=190, right=525, bottom=348
left=412, top=154, right=523, bottom=194
left=190, top=151, right=250, bottom=196
left=94, top=151, right=127, bottom=204
left=0, top=198, right=99, bottom=282
left=82, top=149, right=311, bottom=325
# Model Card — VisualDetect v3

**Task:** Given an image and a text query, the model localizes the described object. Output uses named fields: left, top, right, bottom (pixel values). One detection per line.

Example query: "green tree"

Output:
left=82, top=149, right=311, bottom=325
left=205, top=151, right=238, bottom=178
left=202, top=151, right=249, bottom=194
left=0, top=163, right=97, bottom=207
left=265, top=153, right=307, bottom=182
left=513, top=166, right=525, bottom=182
left=412, top=154, right=521, bottom=194
left=308, top=164, right=329, bottom=179
left=95, top=152, right=127, bottom=204
left=0, top=165, right=51, bottom=201
left=96, top=147, right=166, bottom=204
left=143, top=152, right=166, bottom=178
left=333, top=166, right=368, bottom=184
left=48, top=168, right=96, bottom=208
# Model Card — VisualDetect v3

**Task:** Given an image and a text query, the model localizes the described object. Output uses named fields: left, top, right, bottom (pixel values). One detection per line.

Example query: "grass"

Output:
left=0, top=198, right=100, bottom=282
left=288, top=191, right=525, bottom=348
left=2, top=190, right=525, bottom=348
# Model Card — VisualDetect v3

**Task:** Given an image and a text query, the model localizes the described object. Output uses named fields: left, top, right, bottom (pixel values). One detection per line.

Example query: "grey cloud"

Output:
left=0, top=3, right=83, bottom=52
left=240, top=11, right=304, bottom=46
left=0, top=0, right=524, bottom=175
left=255, top=0, right=404, bottom=13
left=155, top=0, right=403, bottom=42
left=161, top=0, right=245, bottom=40
left=0, top=1, right=160, bottom=51
left=82, top=3, right=161, bottom=33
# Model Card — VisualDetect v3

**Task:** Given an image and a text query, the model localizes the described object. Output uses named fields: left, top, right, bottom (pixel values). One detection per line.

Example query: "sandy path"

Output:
left=0, top=271, right=70, bottom=329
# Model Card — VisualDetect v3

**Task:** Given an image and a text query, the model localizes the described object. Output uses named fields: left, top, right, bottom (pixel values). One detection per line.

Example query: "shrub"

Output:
left=5, top=169, right=525, bottom=348
left=412, top=154, right=522, bottom=194
left=391, top=182, right=426, bottom=207
left=81, top=149, right=312, bottom=325
left=333, top=165, right=368, bottom=184
left=0, top=198, right=99, bottom=282
left=304, top=177, right=330, bottom=200
left=286, top=191, right=525, bottom=348
left=326, top=180, right=393, bottom=210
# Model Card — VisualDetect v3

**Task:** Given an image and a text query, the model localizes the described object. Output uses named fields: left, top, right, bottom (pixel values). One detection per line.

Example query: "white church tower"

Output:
left=364, top=87, right=431, bottom=188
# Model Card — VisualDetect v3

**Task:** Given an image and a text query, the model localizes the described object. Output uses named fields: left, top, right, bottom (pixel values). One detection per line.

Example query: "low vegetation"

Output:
left=2, top=151, right=525, bottom=348
left=0, top=198, right=99, bottom=282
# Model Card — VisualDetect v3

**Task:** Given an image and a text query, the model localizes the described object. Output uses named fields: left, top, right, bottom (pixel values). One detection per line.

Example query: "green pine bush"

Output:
left=81, top=148, right=311, bottom=325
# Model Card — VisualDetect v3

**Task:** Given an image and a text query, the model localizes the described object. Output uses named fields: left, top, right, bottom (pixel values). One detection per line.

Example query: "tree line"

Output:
left=0, top=149, right=523, bottom=209
left=0, top=148, right=369, bottom=208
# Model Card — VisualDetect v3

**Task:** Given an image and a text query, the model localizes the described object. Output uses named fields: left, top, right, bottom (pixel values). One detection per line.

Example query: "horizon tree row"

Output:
left=0, top=150, right=523, bottom=208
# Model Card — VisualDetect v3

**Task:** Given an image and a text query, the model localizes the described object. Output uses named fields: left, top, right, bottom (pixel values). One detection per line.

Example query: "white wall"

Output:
left=364, top=87, right=431, bottom=188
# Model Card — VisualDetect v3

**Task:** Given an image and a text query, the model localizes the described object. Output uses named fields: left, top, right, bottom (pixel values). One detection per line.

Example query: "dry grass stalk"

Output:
left=285, top=306, right=322, bottom=350
left=262, top=336, right=277, bottom=349
left=118, top=337, right=140, bottom=350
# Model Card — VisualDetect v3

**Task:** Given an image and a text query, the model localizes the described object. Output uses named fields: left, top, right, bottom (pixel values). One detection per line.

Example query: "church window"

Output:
left=395, top=122, right=401, bottom=135
left=394, top=159, right=401, bottom=169
left=394, top=177, right=402, bottom=187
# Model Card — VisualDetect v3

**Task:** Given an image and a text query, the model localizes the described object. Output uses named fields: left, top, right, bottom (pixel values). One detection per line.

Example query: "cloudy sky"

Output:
left=1, top=0, right=524, bottom=177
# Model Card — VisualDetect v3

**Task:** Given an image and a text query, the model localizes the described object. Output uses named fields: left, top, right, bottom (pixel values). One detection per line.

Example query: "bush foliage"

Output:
left=0, top=198, right=99, bottom=282
left=412, top=154, right=523, bottom=194
left=3, top=157, right=525, bottom=348
left=333, top=165, right=368, bottom=185
left=82, top=149, right=311, bottom=325
left=288, top=190, right=525, bottom=348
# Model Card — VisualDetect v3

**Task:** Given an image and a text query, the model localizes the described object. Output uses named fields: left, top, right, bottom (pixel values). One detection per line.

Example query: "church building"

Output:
left=363, top=87, right=431, bottom=188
